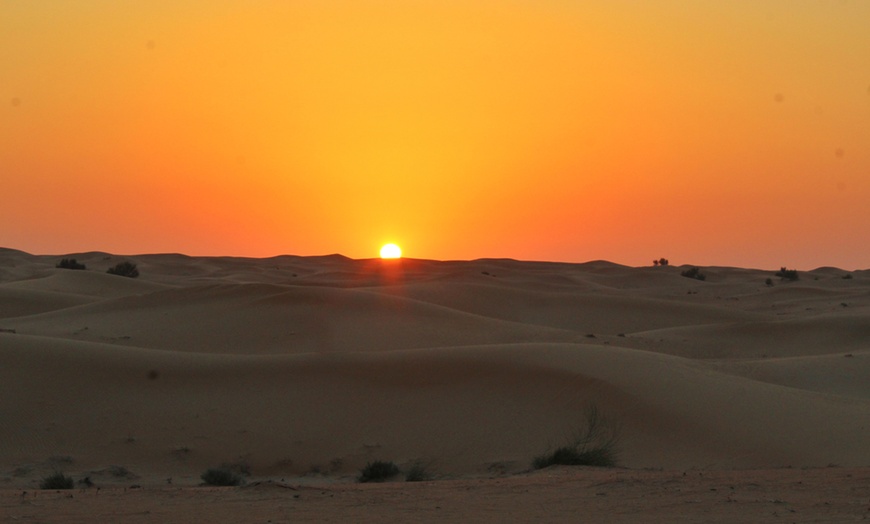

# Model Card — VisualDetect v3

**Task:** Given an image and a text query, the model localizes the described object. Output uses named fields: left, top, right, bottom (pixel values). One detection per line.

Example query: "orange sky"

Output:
left=2, top=1, right=868, bottom=269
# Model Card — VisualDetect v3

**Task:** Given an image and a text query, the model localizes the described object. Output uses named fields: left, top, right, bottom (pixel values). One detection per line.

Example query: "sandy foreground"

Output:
left=1, top=248, right=868, bottom=521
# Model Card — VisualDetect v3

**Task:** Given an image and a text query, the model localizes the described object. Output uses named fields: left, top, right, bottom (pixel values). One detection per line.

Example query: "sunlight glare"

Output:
left=380, top=243, right=402, bottom=259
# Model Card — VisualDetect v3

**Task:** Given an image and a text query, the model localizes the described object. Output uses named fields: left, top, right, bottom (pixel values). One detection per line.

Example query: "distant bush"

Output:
left=107, top=261, right=139, bottom=278
left=775, top=267, right=799, bottom=281
left=404, top=461, right=433, bottom=482
left=57, top=258, right=86, bottom=270
left=40, top=471, right=74, bottom=490
left=843, top=273, right=853, bottom=280
left=358, top=460, right=400, bottom=483
left=200, top=466, right=244, bottom=486
left=653, top=258, right=669, bottom=267
left=765, top=278, right=774, bottom=287
left=533, top=405, right=621, bottom=469
left=680, top=267, right=706, bottom=281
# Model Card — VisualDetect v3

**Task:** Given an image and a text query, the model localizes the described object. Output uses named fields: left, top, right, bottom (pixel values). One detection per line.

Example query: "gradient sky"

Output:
left=2, top=1, right=868, bottom=269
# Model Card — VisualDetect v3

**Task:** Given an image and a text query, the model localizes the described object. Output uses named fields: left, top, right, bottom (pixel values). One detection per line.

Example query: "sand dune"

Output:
left=4, top=337, right=868, bottom=481
left=8, top=283, right=580, bottom=354
left=0, top=287, right=96, bottom=319
left=629, top=315, right=870, bottom=359
left=1, top=248, right=868, bottom=495
left=373, top=281, right=759, bottom=334
left=713, top=351, right=870, bottom=399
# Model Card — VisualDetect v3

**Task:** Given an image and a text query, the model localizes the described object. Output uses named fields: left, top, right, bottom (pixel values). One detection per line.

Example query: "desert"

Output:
left=1, top=247, right=868, bottom=522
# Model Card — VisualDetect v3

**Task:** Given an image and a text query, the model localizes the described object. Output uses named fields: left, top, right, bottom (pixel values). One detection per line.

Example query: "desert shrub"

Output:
left=533, top=405, right=621, bottom=469
left=358, top=460, right=400, bottom=483
left=843, top=273, right=853, bottom=280
left=680, top=267, right=706, bottom=281
left=775, top=267, right=799, bottom=281
left=534, top=446, right=617, bottom=468
left=404, top=461, right=432, bottom=482
left=40, top=471, right=74, bottom=490
left=765, top=278, right=774, bottom=287
left=200, top=466, right=244, bottom=486
left=653, top=258, right=669, bottom=267
left=78, top=476, right=94, bottom=487
left=107, top=261, right=139, bottom=278
left=57, top=258, right=86, bottom=270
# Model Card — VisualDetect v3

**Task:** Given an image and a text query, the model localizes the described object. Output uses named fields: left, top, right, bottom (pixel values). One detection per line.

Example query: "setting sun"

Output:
left=380, top=243, right=402, bottom=259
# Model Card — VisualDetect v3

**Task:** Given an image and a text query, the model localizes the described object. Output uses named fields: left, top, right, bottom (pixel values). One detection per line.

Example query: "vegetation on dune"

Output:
left=56, top=258, right=86, bottom=270
left=653, top=258, right=669, bottom=266
left=404, top=461, right=433, bottom=482
left=107, top=261, right=139, bottom=278
left=533, top=405, right=621, bottom=470
left=39, top=471, right=75, bottom=490
left=358, top=460, right=400, bottom=483
left=775, top=267, right=799, bottom=281
left=680, top=267, right=706, bottom=281
left=200, top=466, right=245, bottom=486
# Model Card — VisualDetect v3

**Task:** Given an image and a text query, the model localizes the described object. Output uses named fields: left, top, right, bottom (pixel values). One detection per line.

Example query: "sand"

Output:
left=1, top=247, right=868, bottom=521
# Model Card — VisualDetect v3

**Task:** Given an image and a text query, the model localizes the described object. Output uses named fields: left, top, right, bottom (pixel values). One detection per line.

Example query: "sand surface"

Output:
left=1, top=248, right=868, bottom=521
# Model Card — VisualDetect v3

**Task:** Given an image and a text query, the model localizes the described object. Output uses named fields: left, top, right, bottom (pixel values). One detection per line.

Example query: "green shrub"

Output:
left=533, top=405, right=621, bottom=469
left=200, top=466, right=244, bottom=486
left=107, top=261, right=139, bottom=278
left=57, top=258, right=86, bottom=270
left=358, top=460, right=400, bottom=483
left=40, top=471, right=74, bottom=490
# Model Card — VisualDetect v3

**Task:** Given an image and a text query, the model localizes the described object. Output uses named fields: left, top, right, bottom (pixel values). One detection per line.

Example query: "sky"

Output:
left=2, top=1, right=869, bottom=269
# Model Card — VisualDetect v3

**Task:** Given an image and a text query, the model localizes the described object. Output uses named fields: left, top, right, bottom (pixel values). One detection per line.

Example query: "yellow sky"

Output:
left=2, top=1, right=868, bottom=268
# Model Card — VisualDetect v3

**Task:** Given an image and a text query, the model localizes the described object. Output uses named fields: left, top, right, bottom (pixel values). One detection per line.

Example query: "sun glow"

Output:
left=380, top=243, right=402, bottom=259
left=3, top=3, right=869, bottom=269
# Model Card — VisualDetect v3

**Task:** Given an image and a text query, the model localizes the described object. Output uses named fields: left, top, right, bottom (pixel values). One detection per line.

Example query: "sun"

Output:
left=380, top=243, right=402, bottom=259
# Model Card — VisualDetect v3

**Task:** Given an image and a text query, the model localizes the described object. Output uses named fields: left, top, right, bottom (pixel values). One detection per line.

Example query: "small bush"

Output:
left=200, top=466, right=244, bottom=486
left=533, top=405, right=621, bottom=470
left=775, top=267, right=799, bottom=281
left=842, top=274, right=853, bottom=280
left=653, top=258, right=669, bottom=267
left=680, top=267, right=706, bottom=281
left=107, top=261, right=139, bottom=278
left=358, top=460, right=400, bottom=483
left=404, top=461, right=432, bottom=482
left=40, top=471, right=74, bottom=490
left=533, top=446, right=617, bottom=469
left=57, top=258, right=86, bottom=270
left=765, top=278, right=774, bottom=287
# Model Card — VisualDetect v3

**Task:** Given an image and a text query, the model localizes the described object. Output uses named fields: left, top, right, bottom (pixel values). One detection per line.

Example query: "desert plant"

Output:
left=680, top=267, right=706, bottom=281
left=358, top=460, right=400, bottom=483
left=200, top=466, right=244, bottom=486
left=404, top=461, right=433, bottom=482
left=765, top=278, right=774, bottom=287
left=107, top=261, right=139, bottom=278
left=40, top=471, right=74, bottom=490
left=775, top=267, right=799, bottom=281
left=57, top=258, right=86, bottom=270
left=533, top=405, right=621, bottom=469
left=653, top=258, right=669, bottom=267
